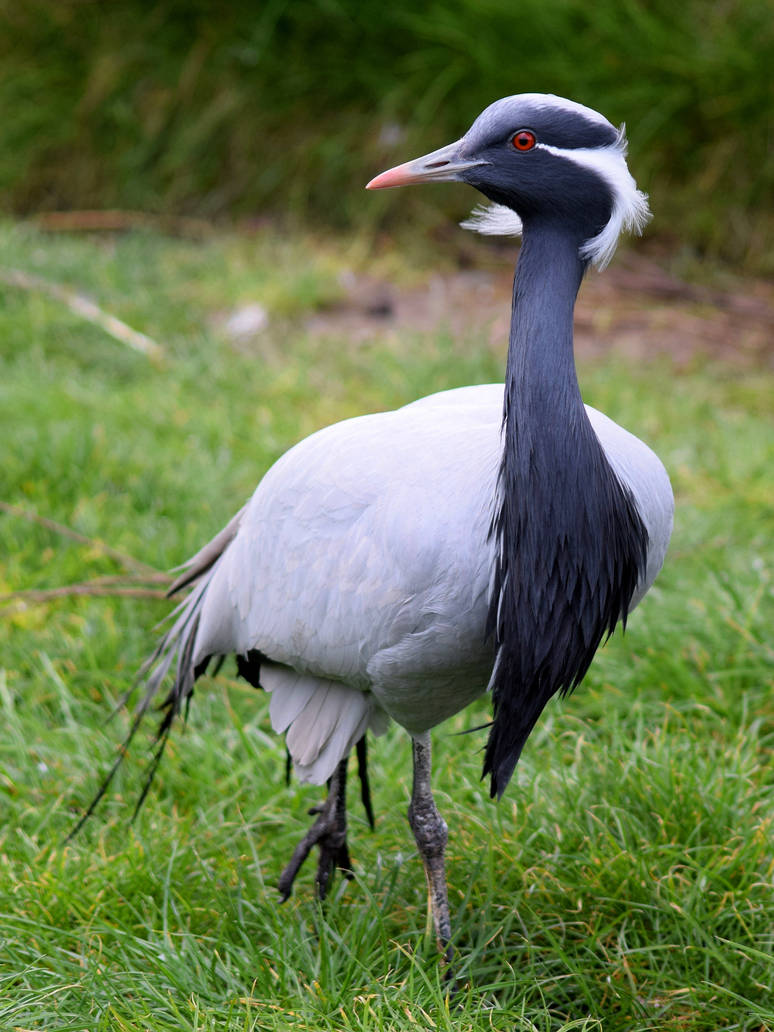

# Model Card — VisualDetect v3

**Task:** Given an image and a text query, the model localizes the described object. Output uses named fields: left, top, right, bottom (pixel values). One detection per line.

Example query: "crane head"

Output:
left=367, top=93, right=650, bottom=269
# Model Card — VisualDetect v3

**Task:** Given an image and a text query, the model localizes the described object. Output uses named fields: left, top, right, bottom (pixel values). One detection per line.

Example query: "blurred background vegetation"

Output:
left=0, top=0, right=772, bottom=271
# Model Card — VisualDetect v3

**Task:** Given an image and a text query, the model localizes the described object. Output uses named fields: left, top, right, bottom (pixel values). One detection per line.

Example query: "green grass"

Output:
left=1, top=220, right=772, bottom=1030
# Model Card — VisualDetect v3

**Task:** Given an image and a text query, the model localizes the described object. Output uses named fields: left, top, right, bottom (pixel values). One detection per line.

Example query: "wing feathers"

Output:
left=167, top=504, right=247, bottom=596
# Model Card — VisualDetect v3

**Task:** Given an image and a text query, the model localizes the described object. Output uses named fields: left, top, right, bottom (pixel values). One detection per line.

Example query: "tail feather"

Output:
left=71, top=535, right=226, bottom=836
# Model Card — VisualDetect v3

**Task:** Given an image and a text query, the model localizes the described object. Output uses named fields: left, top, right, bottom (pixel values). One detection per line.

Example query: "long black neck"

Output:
left=483, top=226, right=648, bottom=798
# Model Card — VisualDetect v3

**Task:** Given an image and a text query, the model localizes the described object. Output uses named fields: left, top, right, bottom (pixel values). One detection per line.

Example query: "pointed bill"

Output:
left=366, top=140, right=484, bottom=190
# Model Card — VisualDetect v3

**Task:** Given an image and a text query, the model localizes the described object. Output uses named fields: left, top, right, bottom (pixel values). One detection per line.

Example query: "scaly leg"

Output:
left=278, top=755, right=352, bottom=902
left=407, top=732, right=454, bottom=964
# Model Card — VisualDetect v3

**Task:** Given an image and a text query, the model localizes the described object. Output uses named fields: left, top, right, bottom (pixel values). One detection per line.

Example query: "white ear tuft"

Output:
left=569, top=125, right=651, bottom=269
left=460, top=203, right=523, bottom=238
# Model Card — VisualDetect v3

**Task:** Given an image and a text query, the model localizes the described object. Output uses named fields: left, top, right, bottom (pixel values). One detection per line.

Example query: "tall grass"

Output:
left=0, top=0, right=772, bottom=269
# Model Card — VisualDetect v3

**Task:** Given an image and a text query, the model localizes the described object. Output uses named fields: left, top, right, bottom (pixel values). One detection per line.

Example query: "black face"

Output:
left=457, top=95, right=619, bottom=240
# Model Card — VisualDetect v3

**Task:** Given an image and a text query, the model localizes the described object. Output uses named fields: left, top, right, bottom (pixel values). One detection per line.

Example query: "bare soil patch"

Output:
left=306, top=252, right=774, bottom=369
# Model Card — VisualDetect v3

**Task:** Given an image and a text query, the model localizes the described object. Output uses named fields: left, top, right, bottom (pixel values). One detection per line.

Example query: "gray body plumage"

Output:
left=151, top=383, right=672, bottom=784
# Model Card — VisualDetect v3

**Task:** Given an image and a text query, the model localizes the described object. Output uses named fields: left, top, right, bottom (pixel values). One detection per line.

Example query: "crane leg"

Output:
left=278, top=755, right=352, bottom=902
left=356, top=735, right=375, bottom=829
left=408, top=732, right=454, bottom=965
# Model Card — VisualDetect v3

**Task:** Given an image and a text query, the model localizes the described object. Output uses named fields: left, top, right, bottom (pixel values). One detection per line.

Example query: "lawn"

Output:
left=0, top=220, right=772, bottom=1031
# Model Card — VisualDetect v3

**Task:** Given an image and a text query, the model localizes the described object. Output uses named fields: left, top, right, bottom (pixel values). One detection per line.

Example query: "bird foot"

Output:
left=278, top=762, right=352, bottom=902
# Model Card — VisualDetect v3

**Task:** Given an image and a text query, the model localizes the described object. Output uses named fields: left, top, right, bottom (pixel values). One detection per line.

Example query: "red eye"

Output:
left=512, top=130, right=536, bottom=151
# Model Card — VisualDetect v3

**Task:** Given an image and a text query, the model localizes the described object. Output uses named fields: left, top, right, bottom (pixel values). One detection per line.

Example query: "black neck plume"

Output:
left=483, top=226, right=648, bottom=798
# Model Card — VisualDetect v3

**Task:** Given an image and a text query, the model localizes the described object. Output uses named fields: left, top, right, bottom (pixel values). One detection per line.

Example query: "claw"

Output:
left=278, top=756, right=351, bottom=902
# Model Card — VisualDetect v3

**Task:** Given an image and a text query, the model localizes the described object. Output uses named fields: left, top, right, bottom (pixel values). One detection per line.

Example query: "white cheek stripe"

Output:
left=536, top=131, right=650, bottom=268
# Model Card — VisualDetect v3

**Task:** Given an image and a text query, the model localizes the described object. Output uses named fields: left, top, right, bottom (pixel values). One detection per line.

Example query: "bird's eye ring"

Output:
left=512, top=130, right=536, bottom=151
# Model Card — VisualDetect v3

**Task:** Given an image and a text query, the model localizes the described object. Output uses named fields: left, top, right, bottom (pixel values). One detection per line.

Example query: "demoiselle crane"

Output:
left=85, top=94, right=673, bottom=961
